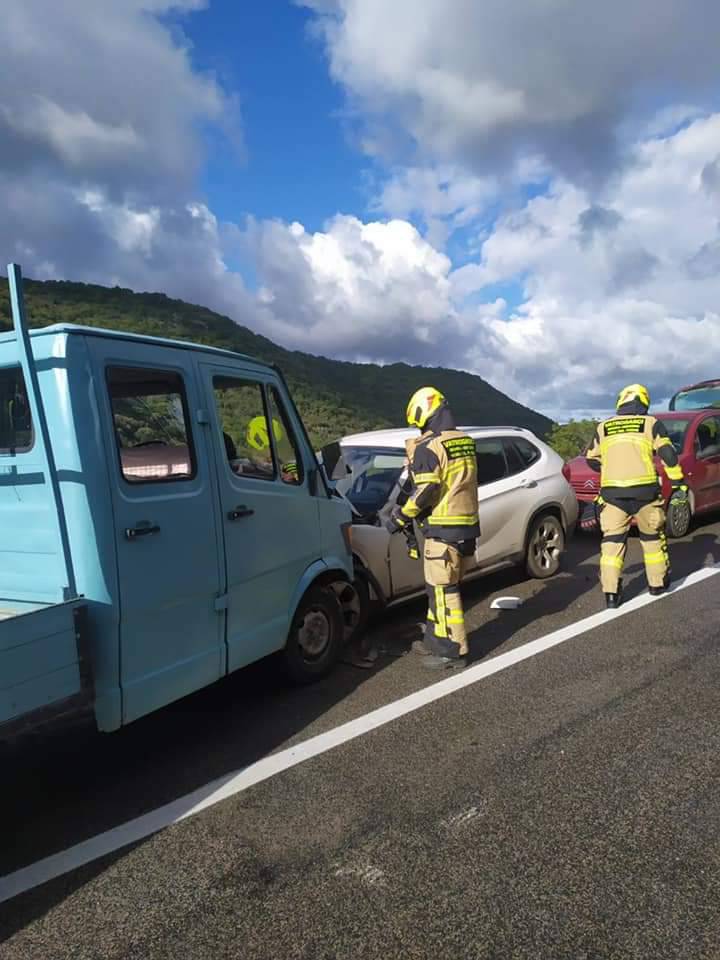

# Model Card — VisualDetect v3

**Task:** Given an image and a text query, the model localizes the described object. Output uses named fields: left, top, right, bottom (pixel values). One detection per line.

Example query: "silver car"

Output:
left=335, top=426, right=578, bottom=625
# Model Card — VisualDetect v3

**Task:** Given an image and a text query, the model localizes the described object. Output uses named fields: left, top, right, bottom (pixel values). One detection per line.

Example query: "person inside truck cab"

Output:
left=246, top=415, right=300, bottom=484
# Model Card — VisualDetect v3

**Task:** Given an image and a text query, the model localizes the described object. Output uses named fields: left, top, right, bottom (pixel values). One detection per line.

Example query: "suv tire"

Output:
left=525, top=513, right=565, bottom=579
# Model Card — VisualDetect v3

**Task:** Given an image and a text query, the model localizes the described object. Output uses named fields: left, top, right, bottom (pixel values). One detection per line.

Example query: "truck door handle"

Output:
left=125, top=524, right=161, bottom=540
left=228, top=505, right=254, bottom=521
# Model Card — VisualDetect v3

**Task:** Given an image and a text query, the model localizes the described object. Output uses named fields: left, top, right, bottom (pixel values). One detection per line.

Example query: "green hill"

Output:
left=0, top=276, right=553, bottom=445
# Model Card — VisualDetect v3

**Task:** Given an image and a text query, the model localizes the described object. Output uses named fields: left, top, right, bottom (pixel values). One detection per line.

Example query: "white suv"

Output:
left=334, top=426, right=578, bottom=624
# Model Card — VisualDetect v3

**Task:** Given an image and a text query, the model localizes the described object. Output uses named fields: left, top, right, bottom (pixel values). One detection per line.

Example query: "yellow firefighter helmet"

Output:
left=616, top=383, right=650, bottom=410
left=246, top=415, right=284, bottom=451
left=406, top=387, right=446, bottom=429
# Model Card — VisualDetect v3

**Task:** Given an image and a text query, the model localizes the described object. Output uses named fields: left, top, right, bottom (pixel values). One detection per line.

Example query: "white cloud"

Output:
left=453, top=115, right=720, bottom=417
left=243, top=215, right=459, bottom=362
left=2, top=0, right=720, bottom=427
left=0, top=0, right=233, bottom=197
left=300, top=0, right=720, bottom=179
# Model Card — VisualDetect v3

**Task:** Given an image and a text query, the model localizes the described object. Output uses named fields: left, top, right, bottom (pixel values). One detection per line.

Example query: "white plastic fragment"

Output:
left=490, top=596, right=524, bottom=610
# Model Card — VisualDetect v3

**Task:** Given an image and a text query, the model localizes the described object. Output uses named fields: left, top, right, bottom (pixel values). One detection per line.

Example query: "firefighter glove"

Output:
left=670, top=483, right=689, bottom=505
left=385, top=509, right=407, bottom=535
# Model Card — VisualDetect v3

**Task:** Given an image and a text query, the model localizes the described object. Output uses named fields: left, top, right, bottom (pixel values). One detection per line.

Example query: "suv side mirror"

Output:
left=320, top=441, right=349, bottom=481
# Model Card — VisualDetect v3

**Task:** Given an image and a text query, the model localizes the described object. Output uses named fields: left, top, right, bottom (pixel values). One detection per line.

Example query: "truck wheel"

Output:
left=525, top=513, right=565, bottom=579
left=665, top=499, right=691, bottom=539
left=283, top=584, right=345, bottom=684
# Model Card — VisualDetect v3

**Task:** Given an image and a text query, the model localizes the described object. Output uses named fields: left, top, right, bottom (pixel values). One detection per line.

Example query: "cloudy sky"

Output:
left=2, top=0, right=720, bottom=420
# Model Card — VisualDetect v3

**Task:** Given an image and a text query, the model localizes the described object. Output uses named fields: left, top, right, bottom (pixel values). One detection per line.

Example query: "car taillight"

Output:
left=562, top=463, right=572, bottom=482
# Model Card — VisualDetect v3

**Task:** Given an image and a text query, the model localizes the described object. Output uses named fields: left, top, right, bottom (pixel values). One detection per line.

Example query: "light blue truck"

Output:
left=0, top=264, right=357, bottom=736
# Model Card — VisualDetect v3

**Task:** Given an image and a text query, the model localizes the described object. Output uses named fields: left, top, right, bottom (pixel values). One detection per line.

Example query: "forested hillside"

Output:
left=0, top=276, right=554, bottom=445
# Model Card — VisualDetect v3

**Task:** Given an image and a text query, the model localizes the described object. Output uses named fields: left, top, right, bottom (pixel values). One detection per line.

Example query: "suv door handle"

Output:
left=228, top=505, right=254, bottom=521
left=125, top=524, right=161, bottom=540
left=519, top=478, right=538, bottom=488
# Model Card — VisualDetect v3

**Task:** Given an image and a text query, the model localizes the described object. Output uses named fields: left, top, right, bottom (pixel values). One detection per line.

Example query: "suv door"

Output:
left=93, top=344, right=225, bottom=724
left=693, top=415, right=720, bottom=510
left=475, top=437, right=539, bottom=566
left=202, top=363, right=321, bottom=672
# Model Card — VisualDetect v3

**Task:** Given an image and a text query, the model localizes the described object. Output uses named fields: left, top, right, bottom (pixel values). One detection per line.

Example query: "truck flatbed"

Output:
left=0, top=600, right=90, bottom=735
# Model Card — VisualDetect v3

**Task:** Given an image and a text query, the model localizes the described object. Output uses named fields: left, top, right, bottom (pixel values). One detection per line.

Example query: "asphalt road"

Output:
left=2, top=515, right=720, bottom=959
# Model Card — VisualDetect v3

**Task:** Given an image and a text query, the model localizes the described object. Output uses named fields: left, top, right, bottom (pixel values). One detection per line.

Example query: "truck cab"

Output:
left=0, top=267, right=355, bottom=735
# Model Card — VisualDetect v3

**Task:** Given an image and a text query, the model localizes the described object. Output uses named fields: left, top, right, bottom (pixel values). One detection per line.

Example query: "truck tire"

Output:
left=283, top=584, right=345, bottom=684
left=665, top=498, right=691, bottom=539
left=525, top=513, right=565, bottom=579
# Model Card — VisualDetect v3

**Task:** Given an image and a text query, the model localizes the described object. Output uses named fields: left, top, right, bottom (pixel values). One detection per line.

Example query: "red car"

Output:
left=568, top=409, right=720, bottom=537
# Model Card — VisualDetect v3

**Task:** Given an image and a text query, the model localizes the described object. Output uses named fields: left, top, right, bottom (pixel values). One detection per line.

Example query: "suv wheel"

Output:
left=525, top=513, right=565, bottom=579
left=283, top=584, right=345, bottom=684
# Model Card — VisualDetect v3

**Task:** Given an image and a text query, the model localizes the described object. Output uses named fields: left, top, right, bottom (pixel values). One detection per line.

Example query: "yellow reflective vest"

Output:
left=586, top=414, right=684, bottom=500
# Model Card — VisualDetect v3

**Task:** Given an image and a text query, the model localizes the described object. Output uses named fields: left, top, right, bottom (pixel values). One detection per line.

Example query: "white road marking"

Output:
left=335, top=863, right=386, bottom=887
left=440, top=804, right=486, bottom=829
left=2, top=562, right=718, bottom=905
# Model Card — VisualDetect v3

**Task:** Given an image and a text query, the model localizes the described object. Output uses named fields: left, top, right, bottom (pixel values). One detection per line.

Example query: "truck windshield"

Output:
left=0, top=366, right=33, bottom=454
left=336, top=446, right=405, bottom=516
left=655, top=416, right=692, bottom=452
left=670, top=384, right=720, bottom=411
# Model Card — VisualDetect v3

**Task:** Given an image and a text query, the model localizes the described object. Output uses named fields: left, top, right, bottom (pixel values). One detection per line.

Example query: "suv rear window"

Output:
left=0, top=366, right=33, bottom=454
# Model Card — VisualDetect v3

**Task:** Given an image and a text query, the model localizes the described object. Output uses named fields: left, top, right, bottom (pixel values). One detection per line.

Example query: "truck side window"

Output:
left=212, top=376, right=277, bottom=481
left=107, top=367, right=196, bottom=483
left=268, top=387, right=304, bottom=486
left=0, top=366, right=33, bottom=454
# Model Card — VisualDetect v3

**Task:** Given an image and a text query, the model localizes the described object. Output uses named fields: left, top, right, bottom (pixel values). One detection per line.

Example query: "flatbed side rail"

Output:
left=7, top=263, right=78, bottom=601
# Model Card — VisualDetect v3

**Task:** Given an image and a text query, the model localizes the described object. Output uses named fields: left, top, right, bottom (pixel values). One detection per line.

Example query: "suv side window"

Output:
left=0, top=366, right=33, bottom=454
left=212, top=376, right=277, bottom=481
left=107, top=366, right=196, bottom=483
left=268, top=387, right=304, bottom=485
left=503, top=438, right=527, bottom=476
left=512, top=437, right=541, bottom=467
left=696, top=417, right=720, bottom=458
left=475, top=438, right=508, bottom=485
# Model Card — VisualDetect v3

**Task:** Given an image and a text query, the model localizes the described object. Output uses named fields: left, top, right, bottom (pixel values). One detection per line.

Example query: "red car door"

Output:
left=689, top=415, right=720, bottom=511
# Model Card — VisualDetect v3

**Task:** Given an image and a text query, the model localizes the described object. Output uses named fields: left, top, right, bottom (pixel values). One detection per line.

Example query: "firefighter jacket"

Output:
left=399, top=412, right=480, bottom=545
left=586, top=402, right=684, bottom=503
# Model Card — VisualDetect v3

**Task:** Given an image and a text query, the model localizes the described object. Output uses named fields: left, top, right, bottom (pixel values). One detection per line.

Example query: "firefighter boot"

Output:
left=605, top=581, right=624, bottom=609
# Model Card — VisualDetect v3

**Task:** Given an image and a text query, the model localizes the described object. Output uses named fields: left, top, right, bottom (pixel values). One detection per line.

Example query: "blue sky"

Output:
left=183, top=1, right=368, bottom=230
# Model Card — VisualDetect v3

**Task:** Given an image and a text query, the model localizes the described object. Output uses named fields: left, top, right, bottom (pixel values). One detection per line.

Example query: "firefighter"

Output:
left=585, top=383, right=688, bottom=608
left=386, top=387, right=480, bottom=669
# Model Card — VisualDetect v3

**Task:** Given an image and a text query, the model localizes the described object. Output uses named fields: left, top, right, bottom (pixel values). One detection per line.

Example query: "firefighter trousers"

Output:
left=423, top=539, right=472, bottom=658
left=599, top=498, right=669, bottom=593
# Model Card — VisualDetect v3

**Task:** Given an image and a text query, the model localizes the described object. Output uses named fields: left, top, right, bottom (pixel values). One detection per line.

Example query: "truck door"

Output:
left=201, top=362, right=320, bottom=672
left=90, top=342, right=225, bottom=724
